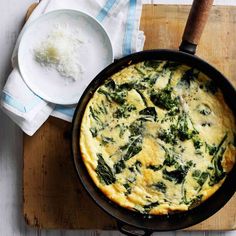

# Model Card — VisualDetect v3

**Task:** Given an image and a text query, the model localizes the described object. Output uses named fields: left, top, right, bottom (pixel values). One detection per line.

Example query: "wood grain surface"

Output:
left=23, top=4, right=236, bottom=231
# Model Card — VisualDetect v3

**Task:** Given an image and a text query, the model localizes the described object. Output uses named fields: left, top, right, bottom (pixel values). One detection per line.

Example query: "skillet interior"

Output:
left=72, top=49, right=236, bottom=231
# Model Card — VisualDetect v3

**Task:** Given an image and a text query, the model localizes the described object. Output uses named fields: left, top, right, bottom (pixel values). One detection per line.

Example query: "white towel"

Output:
left=1, top=0, right=145, bottom=136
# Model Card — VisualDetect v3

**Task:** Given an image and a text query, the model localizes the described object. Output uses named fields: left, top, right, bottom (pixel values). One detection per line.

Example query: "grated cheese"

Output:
left=34, top=24, right=84, bottom=82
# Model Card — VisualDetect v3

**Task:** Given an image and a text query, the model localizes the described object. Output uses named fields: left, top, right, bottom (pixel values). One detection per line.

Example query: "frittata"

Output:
left=80, top=60, right=236, bottom=215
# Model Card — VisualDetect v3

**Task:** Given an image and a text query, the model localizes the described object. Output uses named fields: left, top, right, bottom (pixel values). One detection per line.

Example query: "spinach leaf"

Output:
left=188, top=195, right=203, bottom=209
left=97, top=100, right=108, bottom=114
left=110, top=90, right=127, bottom=105
left=192, top=170, right=209, bottom=186
left=114, top=159, right=126, bottom=174
left=113, top=104, right=136, bottom=119
left=197, top=172, right=209, bottom=186
left=144, top=60, right=162, bottom=69
left=158, top=125, right=178, bottom=145
left=114, top=121, right=144, bottom=174
left=101, top=136, right=114, bottom=146
left=89, top=127, right=98, bottom=137
left=134, top=66, right=146, bottom=76
left=123, top=183, right=132, bottom=195
left=208, top=134, right=228, bottom=186
left=163, top=153, right=177, bottom=166
left=115, top=124, right=127, bottom=138
left=114, top=136, right=142, bottom=174
left=150, top=86, right=179, bottom=110
left=160, top=144, right=179, bottom=167
left=129, top=160, right=142, bottom=173
left=163, top=165, right=189, bottom=184
left=139, top=107, right=157, bottom=122
left=209, top=147, right=226, bottom=186
left=162, top=61, right=181, bottom=71
left=143, top=201, right=159, bottom=213
left=123, top=162, right=141, bottom=195
left=150, top=181, right=167, bottom=193
left=182, top=187, right=203, bottom=208
left=166, top=107, right=180, bottom=117
left=119, top=81, right=147, bottom=91
left=129, top=120, right=144, bottom=137
left=141, top=75, right=159, bottom=87
left=186, top=160, right=194, bottom=168
left=193, top=136, right=203, bottom=150
left=134, top=160, right=142, bottom=173
left=178, top=68, right=199, bottom=88
left=192, top=169, right=201, bottom=178
left=104, top=79, right=116, bottom=90
left=177, top=112, right=197, bottom=141
left=205, top=143, right=217, bottom=155
left=96, top=154, right=116, bottom=185
left=118, top=82, right=133, bottom=91
left=89, top=106, right=102, bottom=123
left=123, top=136, right=142, bottom=161
left=147, top=165, right=163, bottom=171
left=98, top=88, right=126, bottom=105
left=211, top=133, right=228, bottom=160
left=161, top=107, right=180, bottom=123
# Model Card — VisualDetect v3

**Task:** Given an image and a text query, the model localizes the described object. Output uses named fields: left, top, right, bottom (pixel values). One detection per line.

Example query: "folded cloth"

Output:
left=1, top=0, right=145, bottom=136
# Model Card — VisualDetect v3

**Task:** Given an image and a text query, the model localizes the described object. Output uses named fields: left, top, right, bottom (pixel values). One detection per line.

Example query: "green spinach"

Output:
left=143, top=201, right=159, bottom=213
left=178, top=68, right=199, bottom=88
left=150, top=86, right=179, bottom=110
left=163, top=165, right=189, bottom=184
left=89, top=127, right=98, bottom=137
left=192, top=170, right=209, bottom=186
left=114, top=159, right=126, bottom=174
left=209, top=147, right=226, bottom=186
left=101, top=136, right=115, bottom=146
left=205, top=143, right=217, bottom=155
left=123, top=183, right=132, bottom=195
left=158, top=125, right=178, bottom=145
left=150, top=181, right=167, bottom=193
left=123, top=136, right=143, bottom=161
left=177, top=112, right=197, bottom=141
left=96, top=154, right=116, bottom=185
left=147, top=165, right=163, bottom=171
left=113, top=104, right=136, bottom=119
left=144, top=60, right=162, bottom=69
left=188, top=195, right=203, bottom=209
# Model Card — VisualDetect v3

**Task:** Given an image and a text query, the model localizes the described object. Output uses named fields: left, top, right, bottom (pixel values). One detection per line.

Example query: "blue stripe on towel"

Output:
left=96, top=0, right=117, bottom=22
left=123, top=0, right=137, bottom=56
left=2, top=92, right=41, bottom=113
left=54, top=105, right=75, bottom=118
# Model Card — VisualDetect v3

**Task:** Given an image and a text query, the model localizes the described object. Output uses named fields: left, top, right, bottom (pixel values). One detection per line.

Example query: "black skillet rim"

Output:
left=72, top=49, right=236, bottom=232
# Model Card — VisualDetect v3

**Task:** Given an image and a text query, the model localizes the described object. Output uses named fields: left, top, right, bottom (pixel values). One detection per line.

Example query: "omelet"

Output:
left=80, top=60, right=236, bottom=215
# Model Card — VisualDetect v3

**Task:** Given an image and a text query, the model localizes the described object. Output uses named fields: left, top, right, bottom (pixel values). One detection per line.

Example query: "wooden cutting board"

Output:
left=23, top=4, right=236, bottom=231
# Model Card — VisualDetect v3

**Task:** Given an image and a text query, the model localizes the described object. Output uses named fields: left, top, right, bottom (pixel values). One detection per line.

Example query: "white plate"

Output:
left=18, top=10, right=113, bottom=105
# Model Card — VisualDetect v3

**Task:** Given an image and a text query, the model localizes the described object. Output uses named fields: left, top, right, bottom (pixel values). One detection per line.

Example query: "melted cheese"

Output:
left=80, top=61, right=236, bottom=215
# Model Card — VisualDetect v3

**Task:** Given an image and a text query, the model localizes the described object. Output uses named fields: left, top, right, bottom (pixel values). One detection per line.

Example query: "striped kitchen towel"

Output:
left=1, top=0, right=145, bottom=135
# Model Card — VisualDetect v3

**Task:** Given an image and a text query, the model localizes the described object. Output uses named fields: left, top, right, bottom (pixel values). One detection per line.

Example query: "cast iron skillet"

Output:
left=72, top=0, right=236, bottom=235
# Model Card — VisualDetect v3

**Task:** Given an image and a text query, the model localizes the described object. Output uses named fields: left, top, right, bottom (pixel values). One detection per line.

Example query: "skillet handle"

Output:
left=117, top=221, right=153, bottom=236
left=179, top=0, right=214, bottom=55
